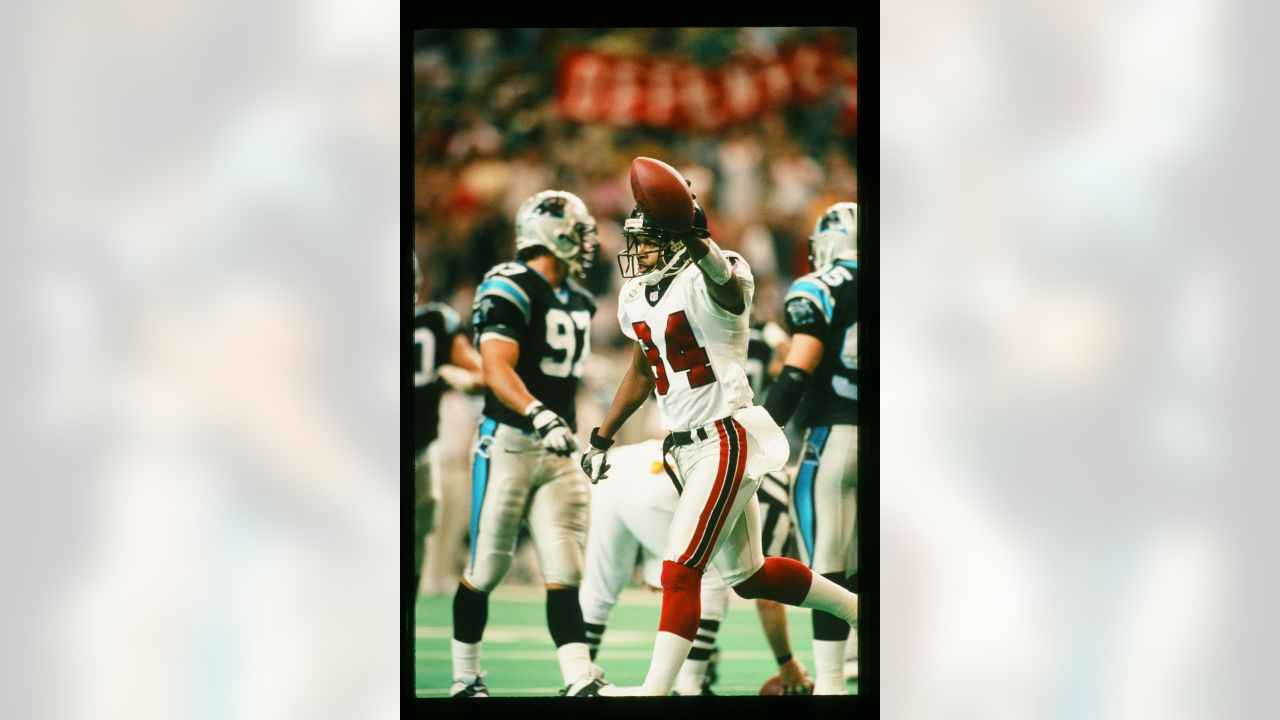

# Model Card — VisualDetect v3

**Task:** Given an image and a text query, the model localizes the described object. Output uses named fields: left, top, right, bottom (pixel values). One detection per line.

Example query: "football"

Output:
left=629, top=156, right=694, bottom=233
left=758, top=674, right=784, bottom=696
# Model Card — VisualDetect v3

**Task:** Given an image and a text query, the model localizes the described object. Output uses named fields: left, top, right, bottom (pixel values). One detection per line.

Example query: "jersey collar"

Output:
left=519, top=259, right=572, bottom=304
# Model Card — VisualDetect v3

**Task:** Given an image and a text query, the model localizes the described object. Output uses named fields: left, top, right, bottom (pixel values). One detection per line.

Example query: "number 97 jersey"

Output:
left=617, top=253, right=756, bottom=433
left=472, top=261, right=595, bottom=432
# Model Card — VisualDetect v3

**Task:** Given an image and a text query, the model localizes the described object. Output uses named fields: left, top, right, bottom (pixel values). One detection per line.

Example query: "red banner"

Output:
left=555, top=45, right=856, bottom=132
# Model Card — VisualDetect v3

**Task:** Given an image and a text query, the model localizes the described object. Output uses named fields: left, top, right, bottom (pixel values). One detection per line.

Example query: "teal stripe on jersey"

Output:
left=787, top=280, right=834, bottom=322
left=477, top=278, right=531, bottom=320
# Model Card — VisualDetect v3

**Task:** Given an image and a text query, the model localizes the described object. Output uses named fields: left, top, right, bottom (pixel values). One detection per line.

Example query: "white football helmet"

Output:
left=808, top=201, right=858, bottom=271
left=514, top=190, right=599, bottom=278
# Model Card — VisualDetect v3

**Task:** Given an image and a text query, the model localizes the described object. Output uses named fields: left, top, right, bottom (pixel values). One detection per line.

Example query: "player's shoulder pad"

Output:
left=784, top=270, right=835, bottom=323
left=475, top=262, right=533, bottom=322
left=618, top=275, right=646, bottom=306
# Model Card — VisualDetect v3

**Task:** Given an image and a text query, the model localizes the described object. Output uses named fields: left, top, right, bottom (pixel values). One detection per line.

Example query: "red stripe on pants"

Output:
left=697, top=419, right=748, bottom=570
left=677, top=420, right=731, bottom=567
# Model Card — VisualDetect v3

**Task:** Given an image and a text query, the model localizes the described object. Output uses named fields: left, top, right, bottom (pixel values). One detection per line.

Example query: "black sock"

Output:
left=452, top=583, right=489, bottom=644
left=546, top=587, right=586, bottom=647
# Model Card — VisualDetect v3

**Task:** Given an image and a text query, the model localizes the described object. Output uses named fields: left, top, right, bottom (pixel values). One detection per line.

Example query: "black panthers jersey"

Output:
left=413, top=302, right=462, bottom=453
left=471, top=261, right=595, bottom=432
left=781, top=259, right=859, bottom=427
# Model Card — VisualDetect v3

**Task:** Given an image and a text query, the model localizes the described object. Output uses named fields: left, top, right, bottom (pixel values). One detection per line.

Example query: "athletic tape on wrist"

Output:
left=696, top=240, right=733, bottom=284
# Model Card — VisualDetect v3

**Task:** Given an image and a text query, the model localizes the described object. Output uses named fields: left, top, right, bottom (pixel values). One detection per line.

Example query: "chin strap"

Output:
left=641, top=249, right=690, bottom=285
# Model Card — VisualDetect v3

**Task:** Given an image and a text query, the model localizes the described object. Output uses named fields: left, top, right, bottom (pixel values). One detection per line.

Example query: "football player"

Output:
left=579, top=439, right=813, bottom=696
left=762, top=201, right=860, bottom=694
left=449, top=190, right=620, bottom=697
left=580, top=167, right=857, bottom=697
left=412, top=249, right=482, bottom=609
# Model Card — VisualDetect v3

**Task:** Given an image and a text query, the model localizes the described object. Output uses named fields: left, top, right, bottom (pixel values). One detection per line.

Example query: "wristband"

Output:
left=762, top=365, right=811, bottom=427
left=695, top=240, right=733, bottom=284
left=776, top=652, right=793, bottom=666
left=589, top=427, right=615, bottom=451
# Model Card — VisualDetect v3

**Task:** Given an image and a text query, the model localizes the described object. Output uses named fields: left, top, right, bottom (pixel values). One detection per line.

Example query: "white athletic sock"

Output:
left=800, top=573, right=857, bottom=624
left=674, top=658, right=708, bottom=695
left=451, top=639, right=482, bottom=681
left=675, top=617, right=719, bottom=694
left=813, top=639, right=849, bottom=695
left=556, top=642, right=593, bottom=686
left=640, top=631, right=693, bottom=696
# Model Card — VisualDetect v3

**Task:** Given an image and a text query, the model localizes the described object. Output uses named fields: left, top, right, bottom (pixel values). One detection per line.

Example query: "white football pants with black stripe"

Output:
left=664, top=418, right=767, bottom=584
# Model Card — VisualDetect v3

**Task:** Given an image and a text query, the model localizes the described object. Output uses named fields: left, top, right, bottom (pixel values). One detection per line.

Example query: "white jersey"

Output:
left=618, top=253, right=756, bottom=432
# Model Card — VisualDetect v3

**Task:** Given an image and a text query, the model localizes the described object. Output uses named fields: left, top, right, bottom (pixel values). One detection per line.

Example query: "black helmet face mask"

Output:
left=616, top=204, right=710, bottom=282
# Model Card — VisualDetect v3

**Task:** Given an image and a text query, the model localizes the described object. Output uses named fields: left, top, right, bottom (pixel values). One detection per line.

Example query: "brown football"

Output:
left=759, top=674, right=784, bottom=696
left=629, top=156, right=694, bottom=233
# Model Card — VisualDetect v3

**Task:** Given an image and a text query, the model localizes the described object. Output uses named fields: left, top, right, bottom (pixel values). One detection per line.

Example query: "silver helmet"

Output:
left=514, top=190, right=599, bottom=278
left=808, top=201, right=858, bottom=271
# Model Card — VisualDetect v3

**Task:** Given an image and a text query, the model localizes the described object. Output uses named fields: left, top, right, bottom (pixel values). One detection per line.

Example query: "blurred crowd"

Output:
left=413, top=27, right=857, bottom=340
left=413, top=27, right=857, bottom=594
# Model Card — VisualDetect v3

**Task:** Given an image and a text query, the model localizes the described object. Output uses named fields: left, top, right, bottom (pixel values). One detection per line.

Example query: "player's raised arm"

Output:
left=683, top=230, right=745, bottom=315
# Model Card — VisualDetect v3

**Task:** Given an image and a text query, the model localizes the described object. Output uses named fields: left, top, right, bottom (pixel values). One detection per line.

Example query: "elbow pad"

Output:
left=763, top=365, right=811, bottom=427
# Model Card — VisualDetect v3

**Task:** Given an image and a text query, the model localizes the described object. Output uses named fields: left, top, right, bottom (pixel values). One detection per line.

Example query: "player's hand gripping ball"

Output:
left=629, top=156, right=694, bottom=233
left=759, top=660, right=815, bottom=696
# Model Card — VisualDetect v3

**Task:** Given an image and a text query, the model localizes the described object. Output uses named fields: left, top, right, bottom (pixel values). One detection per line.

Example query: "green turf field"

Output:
left=415, top=584, right=858, bottom=697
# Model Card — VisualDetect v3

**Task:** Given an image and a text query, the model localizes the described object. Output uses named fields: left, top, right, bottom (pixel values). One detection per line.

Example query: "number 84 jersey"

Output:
left=618, top=252, right=756, bottom=433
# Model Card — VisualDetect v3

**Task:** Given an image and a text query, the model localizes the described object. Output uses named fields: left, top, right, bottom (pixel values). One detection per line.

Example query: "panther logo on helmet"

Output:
left=808, top=201, right=858, bottom=272
left=514, top=190, right=600, bottom=278
left=617, top=202, right=710, bottom=284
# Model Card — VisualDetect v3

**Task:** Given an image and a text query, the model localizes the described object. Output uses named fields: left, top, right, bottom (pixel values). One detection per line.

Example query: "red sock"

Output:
left=731, top=557, right=813, bottom=606
left=658, top=560, right=702, bottom=641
